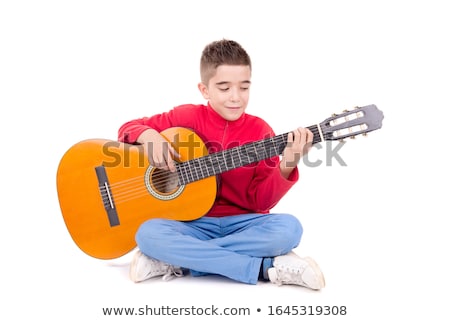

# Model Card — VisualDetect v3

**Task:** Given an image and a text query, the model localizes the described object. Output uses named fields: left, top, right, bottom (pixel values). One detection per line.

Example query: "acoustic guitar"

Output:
left=56, top=104, right=383, bottom=259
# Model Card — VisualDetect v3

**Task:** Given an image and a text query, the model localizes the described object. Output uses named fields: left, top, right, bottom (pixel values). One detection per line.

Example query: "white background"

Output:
left=1, top=0, right=449, bottom=320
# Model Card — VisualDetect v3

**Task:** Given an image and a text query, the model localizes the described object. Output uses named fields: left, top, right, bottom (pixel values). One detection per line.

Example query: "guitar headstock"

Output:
left=320, top=104, right=384, bottom=141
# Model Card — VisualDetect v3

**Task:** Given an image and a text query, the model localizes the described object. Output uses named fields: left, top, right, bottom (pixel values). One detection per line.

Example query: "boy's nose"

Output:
left=230, top=89, right=240, bottom=103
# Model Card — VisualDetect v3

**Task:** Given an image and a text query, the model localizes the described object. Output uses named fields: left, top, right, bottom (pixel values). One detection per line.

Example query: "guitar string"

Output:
left=107, top=123, right=353, bottom=188
left=99, top=155, right=276, bottom=204
left=99, top=149, right=254, bottom=203
left=114, top=125, right=322, bottom=188
left=100, top=132, right=293, bottom=194
left=99, top=127, right=326, bottom=204
left=102, top=133, right=273, bottom=190
left=100, top=168, right=174, bottom=191
left=101, top=133, right=287, bottom=190
left=98, top=127, right=323, bottom=198
left=97, top=110, right=374, bottom=206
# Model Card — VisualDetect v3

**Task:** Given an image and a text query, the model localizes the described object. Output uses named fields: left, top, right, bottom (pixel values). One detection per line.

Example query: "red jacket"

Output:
left=118, top=103, right=299, bottom=217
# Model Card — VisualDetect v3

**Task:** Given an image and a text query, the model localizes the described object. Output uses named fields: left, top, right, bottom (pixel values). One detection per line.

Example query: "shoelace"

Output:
left=162, top=266, right=184, bottom=281
left=276, top=265, right=307, bottom=285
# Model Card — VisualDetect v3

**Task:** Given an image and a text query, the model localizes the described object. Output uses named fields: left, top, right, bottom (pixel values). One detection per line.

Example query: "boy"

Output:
left=118, top=39, right=325, bottom=290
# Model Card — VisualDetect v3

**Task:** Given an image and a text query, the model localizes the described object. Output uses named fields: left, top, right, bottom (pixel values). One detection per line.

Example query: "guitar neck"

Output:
left=176, top=124, right=322, bottom=185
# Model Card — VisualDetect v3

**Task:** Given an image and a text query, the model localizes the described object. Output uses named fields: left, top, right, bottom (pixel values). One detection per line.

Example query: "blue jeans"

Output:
left=135, top=213, right=303, bottom=284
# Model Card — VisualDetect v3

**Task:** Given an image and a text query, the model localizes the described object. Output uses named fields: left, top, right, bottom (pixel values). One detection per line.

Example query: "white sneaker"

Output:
left=129, top=250, right=184, bottom=283
left=268, top=252, right=325, bottom=290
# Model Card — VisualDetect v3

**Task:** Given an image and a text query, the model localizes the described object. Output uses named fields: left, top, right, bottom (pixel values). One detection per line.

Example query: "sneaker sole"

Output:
left=129, top=250, right=145, bottom=283
left=303, top=256, right=326, bottom=289
left=274, top=252, right=326, bottom=290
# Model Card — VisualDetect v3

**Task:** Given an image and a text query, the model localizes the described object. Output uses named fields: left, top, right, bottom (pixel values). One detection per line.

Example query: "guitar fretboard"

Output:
left=176, top=124, right=322, bottom=185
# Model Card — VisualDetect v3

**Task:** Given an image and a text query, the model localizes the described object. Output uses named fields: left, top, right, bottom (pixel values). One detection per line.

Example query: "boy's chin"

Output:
left=223, top=110, right=245, bottom=121
left=223, top=114, right=243, bottom=122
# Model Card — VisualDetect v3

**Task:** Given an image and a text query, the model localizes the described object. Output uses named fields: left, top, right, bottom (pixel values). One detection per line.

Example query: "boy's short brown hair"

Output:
left=200, top=39, right=252, bottom=85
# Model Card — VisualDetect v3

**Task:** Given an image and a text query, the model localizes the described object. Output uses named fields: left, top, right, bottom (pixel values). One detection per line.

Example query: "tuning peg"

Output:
left=339, top=139, right=345, bottom=143
left=350, top=136, right=356, bottom=139
left=343, top=109, right=349, bottom=113
left=354, top=106, right=360, bottom=109
left=362, top=133, right=368, bottom=137
left=332, top=113, right=338, bottom=117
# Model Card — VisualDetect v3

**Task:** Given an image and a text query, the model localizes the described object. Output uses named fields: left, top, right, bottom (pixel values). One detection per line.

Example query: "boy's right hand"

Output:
left=137, top=129, right=178, bottom=172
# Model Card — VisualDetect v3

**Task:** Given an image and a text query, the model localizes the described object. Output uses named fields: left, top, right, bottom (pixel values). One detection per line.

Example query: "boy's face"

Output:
left=198, top=65, right=251, bottom=121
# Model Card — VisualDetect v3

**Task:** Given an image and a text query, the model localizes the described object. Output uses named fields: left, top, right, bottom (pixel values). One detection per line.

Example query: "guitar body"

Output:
left=56, top=127, right=217, bottom=259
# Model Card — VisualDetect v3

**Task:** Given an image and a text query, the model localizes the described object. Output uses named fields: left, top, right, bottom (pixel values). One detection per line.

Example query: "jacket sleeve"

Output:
left=118, top=104, right=200, bottom=143
left=247, top=155, right=299, bottom=212
left=117, top=112, right=174, bottom=143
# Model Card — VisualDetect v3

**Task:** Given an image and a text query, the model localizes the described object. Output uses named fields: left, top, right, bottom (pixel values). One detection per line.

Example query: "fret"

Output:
left=223, top=150, right=234, bottom=170
left=200, top=158, right=207, bottom=179
left=252, top=141, right=261, bottom=161
left=269, top=136, right=279, bottom=157
left=255, top=140, right=268, bottom=160
left=252, top=142, right=259, bottom=162
left=208, top=154, right=216, bottom=174
left=209, top=155, right=217, bottom=175
left=186, top=162, right=195, bottom=183
left=193, top=158, right=202, bottom=180
left=203, top=156, right=212, bottom=177
left=188, top=160, right=197, bottom=182
left=177, top=164, right=186, bottom=185
left=229, top=147, right=241, bottom=168
left=214, top=153, right=223, bottom=173
left=197, top=158, right=209, bottom=178
left=307, top=125, right=322, bottom=145
left=242, top=143, right=257, bottom=164
left=264, top=140, right=273, bottom=158
left=275, top=133, right=288, bottom=154
left=210, top=154, right=218, bottom=173
left=234, top=147, right=243, bottom=167
left=241, top=144, right=254, bottom=164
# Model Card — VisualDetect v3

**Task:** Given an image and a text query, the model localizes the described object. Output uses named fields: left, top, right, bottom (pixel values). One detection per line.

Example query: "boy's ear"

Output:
left=198, top=82, right=210, bottom=100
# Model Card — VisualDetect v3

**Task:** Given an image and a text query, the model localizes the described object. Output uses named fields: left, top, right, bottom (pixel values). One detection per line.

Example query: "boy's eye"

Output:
left=217, top=86, right=249, bottom=92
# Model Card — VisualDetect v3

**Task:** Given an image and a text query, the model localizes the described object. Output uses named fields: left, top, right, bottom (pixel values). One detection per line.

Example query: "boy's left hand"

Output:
left=280, top=127, right=313, bottom=178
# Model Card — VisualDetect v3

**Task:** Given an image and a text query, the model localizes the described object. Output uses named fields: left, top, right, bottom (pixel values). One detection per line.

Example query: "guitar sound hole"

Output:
left=150, top=168, right=179, bottom=194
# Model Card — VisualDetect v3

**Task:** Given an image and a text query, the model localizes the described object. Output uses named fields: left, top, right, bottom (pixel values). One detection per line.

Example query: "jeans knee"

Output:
left=266, top=214, right=303, bottom=255
left=281, top=214, right=303, bottom=247
left=278, top=214, right=303, bottom=252
left=135, top=219, right=170, bottom=254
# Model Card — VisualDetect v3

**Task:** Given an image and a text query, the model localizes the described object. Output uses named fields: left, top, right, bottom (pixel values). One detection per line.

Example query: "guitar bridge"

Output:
left=95, top=165, right=120, bottom=227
